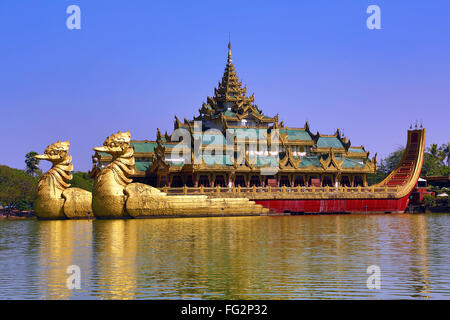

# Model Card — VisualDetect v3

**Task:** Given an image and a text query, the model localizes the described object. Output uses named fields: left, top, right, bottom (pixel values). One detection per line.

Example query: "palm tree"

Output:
left=428, top=144, right=439, bottom=157
left=427, top=144, right=446, bottom=164
left=25, top=151, right=41, bottom=177
left=440, top=143, right=450, bottom=166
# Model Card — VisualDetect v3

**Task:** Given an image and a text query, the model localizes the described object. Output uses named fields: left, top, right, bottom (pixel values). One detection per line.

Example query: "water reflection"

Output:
left=0, top=214, right=449, bottom=299
left=37, top=220, right=92, bottom=299
left=93, top=220, right=137, bottom=299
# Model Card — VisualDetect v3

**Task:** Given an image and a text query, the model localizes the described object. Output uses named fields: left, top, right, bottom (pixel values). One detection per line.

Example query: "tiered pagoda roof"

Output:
left=92, top=42, right=377, bottom=178
left=192, top=42, right=276, bottom=127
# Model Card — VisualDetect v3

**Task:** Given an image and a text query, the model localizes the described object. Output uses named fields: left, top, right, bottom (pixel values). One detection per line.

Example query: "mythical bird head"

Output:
left=94, top=131, right=132, bottom=158
left=35, top=140, right=70, bottom=164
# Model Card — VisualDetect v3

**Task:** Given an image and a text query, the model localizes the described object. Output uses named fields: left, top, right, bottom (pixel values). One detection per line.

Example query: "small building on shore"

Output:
left=423, top=175, right=450, bottom=188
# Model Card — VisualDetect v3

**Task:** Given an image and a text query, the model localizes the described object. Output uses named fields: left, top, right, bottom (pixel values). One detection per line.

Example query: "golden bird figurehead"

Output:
left=35, top=140, right=70, bottom=164
left=94, top=131, right=132, bottom=158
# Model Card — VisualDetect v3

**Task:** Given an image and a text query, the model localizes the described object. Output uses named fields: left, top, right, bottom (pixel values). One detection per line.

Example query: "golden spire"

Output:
left=227, top=40, right=232, bottom=63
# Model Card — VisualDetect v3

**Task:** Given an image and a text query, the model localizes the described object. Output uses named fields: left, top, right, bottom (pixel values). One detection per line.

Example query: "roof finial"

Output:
left=227, top=34, right=232, bottom=63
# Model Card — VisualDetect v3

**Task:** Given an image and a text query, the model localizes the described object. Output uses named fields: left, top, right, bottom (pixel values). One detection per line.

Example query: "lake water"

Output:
left=0, top=213, right=449, bottom=299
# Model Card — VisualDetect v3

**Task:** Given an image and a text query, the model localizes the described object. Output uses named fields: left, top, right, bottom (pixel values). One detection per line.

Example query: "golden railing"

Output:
left=155, top=129, right=425, bottom=201
left=158, top=185, right=401, bottom=197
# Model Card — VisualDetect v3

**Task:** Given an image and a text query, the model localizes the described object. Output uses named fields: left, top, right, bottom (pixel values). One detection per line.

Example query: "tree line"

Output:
left=368, top=143, right=450, bottom=185
left=0, top=152, right=93, bottom=213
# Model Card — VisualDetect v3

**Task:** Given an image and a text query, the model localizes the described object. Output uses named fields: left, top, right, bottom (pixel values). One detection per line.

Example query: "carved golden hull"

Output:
left=34, top=196, right=66, bottom=220
left=91, top=183, right=267, bottom=218
left=90, top=132, right=268, bottom=219
left=34, top=188, right=92, bottom=219
left=92, top=193, right=128, bottom=218
left=62, top=188, right=93, bottom=218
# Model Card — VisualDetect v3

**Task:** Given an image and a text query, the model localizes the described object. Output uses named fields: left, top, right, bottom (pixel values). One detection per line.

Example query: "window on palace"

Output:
left=214, top=175, right=226, bottom=187
left=322, top=176, right=333, bottom=187
left=308, top=176, right=318, bottom=186
left=280, top=176, right=290, bottom=187
left=249, top=175, right=261, bottom=187
left=171, top=176, right=183, bottom=188
left=185, top=175, right=194, bottom=187
left=235, top=175, right=246, bottom=187
left=340, top=176, right=351, bottom=187
left=354, top=176, right=364, bottom=187
left=294, top=176, right=305, bottom=187
left=198, top=175, right=210, bottom=187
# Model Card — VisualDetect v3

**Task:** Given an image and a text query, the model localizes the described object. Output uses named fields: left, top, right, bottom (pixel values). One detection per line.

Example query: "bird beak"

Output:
left=93, top=146, right=108, bottom=152
left=34, top=154, right=49, bottom=160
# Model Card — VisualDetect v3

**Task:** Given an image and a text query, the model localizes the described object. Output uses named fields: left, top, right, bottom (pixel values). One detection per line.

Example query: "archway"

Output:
left=234, top=175, right=246, bottom=187
left=214, top=175, right=226, bottom=187
left=294, top=176, right=305, bottom=187
left=198, top=175, right=210, bottom=187
left=279, top=176, right=290, bottom=187
left=249, top=175, right=261, bottom=187
left=322, top=176, right=333, bottom=187
left=354, top=176, right=364, bottom=187
left=185, top=175, right=194, bottom=187
left=340, top=176, right=351, bottom=187
left=171, top=175, right=183, bottom=188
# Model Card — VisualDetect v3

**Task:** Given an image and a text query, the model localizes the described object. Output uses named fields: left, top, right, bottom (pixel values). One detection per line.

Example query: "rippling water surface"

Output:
left=0, top=214, right=449, bottom=299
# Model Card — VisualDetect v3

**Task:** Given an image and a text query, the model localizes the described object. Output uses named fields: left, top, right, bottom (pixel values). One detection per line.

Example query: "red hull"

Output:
left=255, top=129, right=425, bottom=214
left=255, top=194, right=411, bottom=214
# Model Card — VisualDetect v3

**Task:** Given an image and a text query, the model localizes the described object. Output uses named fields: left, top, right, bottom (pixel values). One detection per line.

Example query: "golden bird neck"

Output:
left=38, top=156, right=73, bottom=192
left=102, top=147, right=135, bottom=187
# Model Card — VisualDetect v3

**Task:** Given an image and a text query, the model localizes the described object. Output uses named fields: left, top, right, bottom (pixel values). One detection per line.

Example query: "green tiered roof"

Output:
left=280, top=129, right=312, bottom=141
left=131, top=141, right=156, bottom=153
left=93, top=42, right=376, bottom=177
left=317, top=137, right=344, bottom=149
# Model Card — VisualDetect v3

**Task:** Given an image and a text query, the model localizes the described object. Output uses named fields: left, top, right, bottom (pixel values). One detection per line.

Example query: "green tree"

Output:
left=436, top=196, right=448, bottom=207
left=71, top=171, right=94, bottom=192
left=422, top=143, right=450, bottom=176
left=420, top=194, right=436, bottom=209
left=368, top=147, right=404, bottom=185
left=439, top=143, right=450, bottom=166
left=0, top=165, right=37, bottom=215
left=367, top=141, right=450, bottom=184
left=25, top=151, right=42, bottom=177
left=380, top=147, right=404, bottom=175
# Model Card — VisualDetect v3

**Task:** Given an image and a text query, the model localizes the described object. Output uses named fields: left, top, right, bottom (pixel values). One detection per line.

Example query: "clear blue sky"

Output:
left=1, top=0, right=449, bottom=172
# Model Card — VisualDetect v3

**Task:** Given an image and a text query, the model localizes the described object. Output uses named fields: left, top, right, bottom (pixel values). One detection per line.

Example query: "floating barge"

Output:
left=33, top=42, right=427, bottom=219
left=161, top=128, right=425, bottom=214
left=33, top=128, right=424, bottom=220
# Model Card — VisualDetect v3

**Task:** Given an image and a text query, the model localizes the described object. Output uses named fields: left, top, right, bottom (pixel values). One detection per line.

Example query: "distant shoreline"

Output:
left=0, top=211, right=36, bottom=219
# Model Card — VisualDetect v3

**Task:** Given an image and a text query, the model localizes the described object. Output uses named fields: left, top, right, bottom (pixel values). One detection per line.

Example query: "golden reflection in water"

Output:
left=408, top=214, right=430, bottom=298
left=127, top=215, right=433, bottom=299
left=37, top=220, right=92, bottom=299
left=93, top=220, right=137, bottom=299
left=128, top=217, right=356, bottom=298
left=34, top=214, right=434, bottom=299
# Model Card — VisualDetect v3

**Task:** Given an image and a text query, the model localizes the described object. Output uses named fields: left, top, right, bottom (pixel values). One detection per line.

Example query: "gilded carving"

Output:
left=34, top=141, right=92, bottom=219
left=91, top=131, right=269, bottom=218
